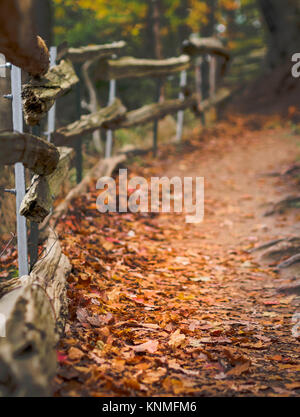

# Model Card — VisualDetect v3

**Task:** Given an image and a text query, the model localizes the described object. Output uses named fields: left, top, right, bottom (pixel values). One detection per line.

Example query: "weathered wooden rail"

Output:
left=65, top=41, right=127, bottom=63
left=0, top=131, right=59, bottom=175
left=96, top=55, right=191, bottom=80
left=22, top=60, right=79, bottom=125
left=182, top=36, right=230, bottom=61
left=0, top=11, right=231, bottom=396
left=52, top=98, right=127, bottom=146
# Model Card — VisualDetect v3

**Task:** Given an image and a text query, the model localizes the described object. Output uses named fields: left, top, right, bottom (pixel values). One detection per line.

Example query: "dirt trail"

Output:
left=55, top=117, right=300, bottom=397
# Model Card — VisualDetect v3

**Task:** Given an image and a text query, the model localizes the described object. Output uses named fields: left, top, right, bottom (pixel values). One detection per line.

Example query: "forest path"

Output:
left=55, top=116, right=300, bottom=397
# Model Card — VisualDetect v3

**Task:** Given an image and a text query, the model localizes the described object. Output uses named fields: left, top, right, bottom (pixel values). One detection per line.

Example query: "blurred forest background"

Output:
left=40, top=0, right=299, bottom=125
left=52, top=0, right=267, bottom=112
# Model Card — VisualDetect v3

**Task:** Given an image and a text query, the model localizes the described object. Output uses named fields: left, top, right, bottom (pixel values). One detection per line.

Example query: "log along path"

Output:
left=54, top=116, right=300, bottom=396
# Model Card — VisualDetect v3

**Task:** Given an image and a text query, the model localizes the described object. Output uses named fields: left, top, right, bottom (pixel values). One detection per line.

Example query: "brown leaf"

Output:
left=141, top=367, right=167, bottom=384
left=227, top=360, right=251, bottom=376
left=168, top=329, right=186, bottom=348
left=68, top=347, right=84, bottom=361
left=76, top=308, right=89, bottom=324
left=123, top=378, right=147, bottom=392
left=131, top=340, right=159, bottom=354
left=168, top=359, right=199, bottom=376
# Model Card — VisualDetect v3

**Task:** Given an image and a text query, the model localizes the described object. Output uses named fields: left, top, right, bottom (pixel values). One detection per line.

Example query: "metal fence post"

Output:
left=176, top=70, right=187, bottom=142
left=11, top=65, right=29, bottom=276
left=105, top=79, right=116, bottom=159
left=46, top=46, right=57, bottom=142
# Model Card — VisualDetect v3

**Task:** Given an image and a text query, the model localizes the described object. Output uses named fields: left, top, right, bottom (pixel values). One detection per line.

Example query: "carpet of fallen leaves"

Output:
left=54, top=116, right=300, bottom=397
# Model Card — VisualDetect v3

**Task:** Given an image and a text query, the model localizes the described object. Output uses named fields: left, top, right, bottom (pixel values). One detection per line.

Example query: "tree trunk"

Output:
left=151, top=0, right=165, bottom=102
left=258, top=0, right=300, bottom=68
left=152, top=0, right=163, bottom=61
left=32, top=0, right=53, bottom=47
left=176, top=0, right=191, bottom=47
left=201, top=0, right=218, bottom=100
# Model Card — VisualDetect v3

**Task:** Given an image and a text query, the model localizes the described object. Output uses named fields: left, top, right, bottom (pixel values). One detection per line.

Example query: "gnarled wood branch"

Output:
left=96, top=55, right=191, bottom=80
left=0, top=130, right=59, bottom=175
left=66, top=41, right=126, bottom=63
left=109, top=95, right=197, bottom=129
left=108, top=88, right=231, bottom=130
left=52, top=98, right=127, bottom=146
left=0, top=229, right=71, bottom=397
left=183, top=36, right=230, bottom=74
left=22, top=60, right=79, bottom=125
left=182, top=37, right=230, bottom=60
left=0, top=0, right=49, bottom=76
left=19, top=147, right=74, bottom=223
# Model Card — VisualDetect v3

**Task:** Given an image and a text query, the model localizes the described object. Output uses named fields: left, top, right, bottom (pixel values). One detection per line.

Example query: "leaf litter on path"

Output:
left=54, top=118, right=300, bottom=397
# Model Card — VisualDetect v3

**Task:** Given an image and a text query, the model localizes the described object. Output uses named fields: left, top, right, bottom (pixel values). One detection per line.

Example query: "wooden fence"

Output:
left=0, top=20, right=231, bottom=396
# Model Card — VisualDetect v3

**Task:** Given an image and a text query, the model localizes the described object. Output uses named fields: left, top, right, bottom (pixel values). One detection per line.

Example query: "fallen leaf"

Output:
left=141, top=368, right=167, bottom=384
left=168, top=329, right=186, bottom=348
left=57, top=351, right=68, bottom=363
left=285, top=382, right=300, bottom=390
left=227, top=360, right=251, bottom=376
left=131, top=340, right=159, bottom=354
left=168, top=359, right=199, bottom=376
left=68, top=347, right=84, bottom=361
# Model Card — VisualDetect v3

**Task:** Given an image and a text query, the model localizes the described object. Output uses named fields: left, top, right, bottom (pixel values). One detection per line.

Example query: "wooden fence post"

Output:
left=195, top=57, right=206, bottom=126
left=29, top=47, right=58, bottom=269
left=29, top=124, right=41, bottom=269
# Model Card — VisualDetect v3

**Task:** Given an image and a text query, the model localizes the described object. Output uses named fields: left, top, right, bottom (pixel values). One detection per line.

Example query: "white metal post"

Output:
left=0, top=54, right=6, bottom=78
left=105, top=79, right=116, bottom=159
left=11, top=65, right=29, bottom=276
left=176, top=70, right=187, bottom=142
left=46, top=46, right=57, bottom=142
